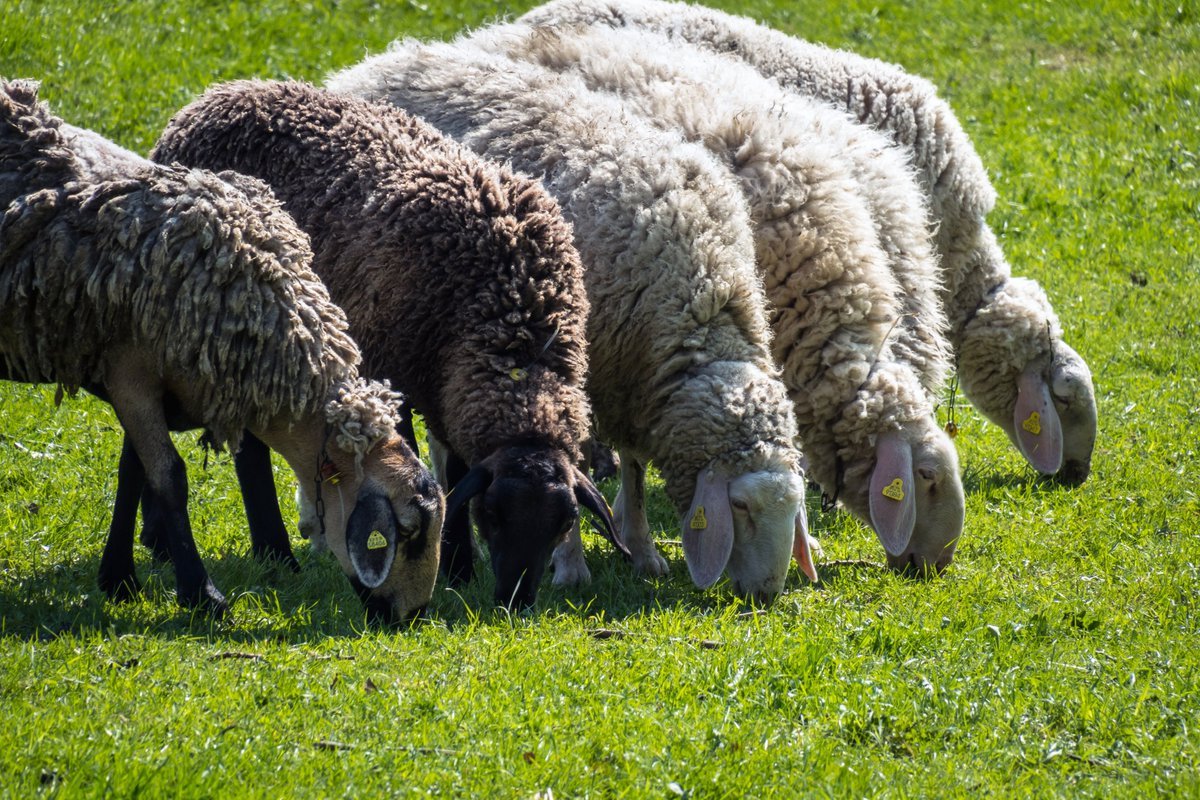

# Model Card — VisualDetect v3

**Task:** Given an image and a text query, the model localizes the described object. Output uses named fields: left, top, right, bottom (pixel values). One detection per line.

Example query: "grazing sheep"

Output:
left=470, top=21, right=963, bottom=570
left=522, top=0, right=1097, bottom=484
left=327, top=41, right=818, bottom=600
left=151, top=79, right=619, bottom=610
left=0, top=78, right=443, bottom=621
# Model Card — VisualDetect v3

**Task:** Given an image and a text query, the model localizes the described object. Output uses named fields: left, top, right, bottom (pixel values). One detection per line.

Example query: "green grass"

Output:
left=1, top=0, right=1198, bottom=796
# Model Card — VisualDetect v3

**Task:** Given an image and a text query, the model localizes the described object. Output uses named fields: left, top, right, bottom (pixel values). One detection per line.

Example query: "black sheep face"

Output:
left=446, top=443, right=617, bottom=610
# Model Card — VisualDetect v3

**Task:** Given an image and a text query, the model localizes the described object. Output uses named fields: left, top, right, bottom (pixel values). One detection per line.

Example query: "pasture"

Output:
left=1, top=0, right=1197, bottom=796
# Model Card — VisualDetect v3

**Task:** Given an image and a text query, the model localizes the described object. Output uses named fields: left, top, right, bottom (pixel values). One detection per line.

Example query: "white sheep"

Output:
left=468, top=21, right=963, bottom=570
left=0, top=79, right=443, bottom=621
left=522, top=0, right=1098, bottom=484
left=326, top=41, right=818, bottom=600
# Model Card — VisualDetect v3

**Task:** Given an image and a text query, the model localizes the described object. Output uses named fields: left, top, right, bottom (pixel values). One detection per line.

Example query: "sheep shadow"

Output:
left=0, top=533, right=822, bottom=643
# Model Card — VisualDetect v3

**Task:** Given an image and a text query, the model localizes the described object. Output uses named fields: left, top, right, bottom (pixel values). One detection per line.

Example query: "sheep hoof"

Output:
left=252, top=544, right=301, bottom=574
left=550, top=543, right=592, bottom=586
left=99, top=571, right=141, bottom=603
left=632, top=549, right=669, bottom=578
left=178, top=579, right=229, bottom=617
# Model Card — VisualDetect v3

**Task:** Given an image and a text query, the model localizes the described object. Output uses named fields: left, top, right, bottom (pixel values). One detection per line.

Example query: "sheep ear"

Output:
left=791, top=504, right=818, bottom=583
left=1014, top=369, right=1064, bottom=474
left=869, top=434, right=917, bottom=557
left=346, top=489, right=399, bottom=590
left=680, top=469, right=734, bottom=589
left=444, top=464, right=492, bottom=525
left=573, top=467, right=629, bottom=558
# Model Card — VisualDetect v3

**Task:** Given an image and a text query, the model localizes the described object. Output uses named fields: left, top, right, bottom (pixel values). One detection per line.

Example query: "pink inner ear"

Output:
left=681, top=469, right=734, bottom=589
left=791, top=505, right=818, bottom=583
left=869, top=433, right=917, bottom=557
left=1015, top=369, right=1064, bottom=474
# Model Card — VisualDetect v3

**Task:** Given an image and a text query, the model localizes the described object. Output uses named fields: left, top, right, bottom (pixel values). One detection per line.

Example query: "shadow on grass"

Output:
left=0, top=534, right=816, bottom=643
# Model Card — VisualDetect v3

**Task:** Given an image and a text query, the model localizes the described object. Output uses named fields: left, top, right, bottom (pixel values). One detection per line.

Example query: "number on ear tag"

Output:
left=1022, top=411, right=1042, bottom=435
left=689, top=505, right=708, bottom=530
left=366, top=530, right=388, bottom=550
left=881, top=478, right=906, bottom=502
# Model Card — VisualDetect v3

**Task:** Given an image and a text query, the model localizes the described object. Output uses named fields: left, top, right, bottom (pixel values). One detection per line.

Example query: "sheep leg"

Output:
left=97, top=437, right=144, bottom=601
left=234, top=432, right=299, bottom=571
left=614, top=455, right=668, bottom=577
left=550, top=521, right=592, bottom=586
left=138, top=481, right=173, bottom=563
left=440, top=448, right=476, bottom=587
left=108, top=378, right=227, bottom=615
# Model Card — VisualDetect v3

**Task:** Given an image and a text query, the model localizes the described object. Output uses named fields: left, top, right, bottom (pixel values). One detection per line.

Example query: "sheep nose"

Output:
left=1052, top=459, right=1090, bottom=487
left=886, top=552, right=950, bottom=579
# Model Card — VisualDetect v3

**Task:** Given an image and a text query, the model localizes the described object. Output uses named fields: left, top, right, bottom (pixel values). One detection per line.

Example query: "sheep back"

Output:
left=1, top=79, right=361, bottom=448
left=152, top=80, right=593, bottom=465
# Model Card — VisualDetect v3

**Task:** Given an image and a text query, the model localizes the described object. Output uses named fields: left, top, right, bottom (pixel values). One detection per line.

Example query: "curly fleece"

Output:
left=326, top=42, right=802, bottom=512
left=497, top=18, right=951, bottom=401
left=152, top=80, right=593, bottom=464
left=523, top=0, right=1086, bottom=443
left=474, top=22, right=954, bottom=510
left=0, top=78, right=392, bottom=452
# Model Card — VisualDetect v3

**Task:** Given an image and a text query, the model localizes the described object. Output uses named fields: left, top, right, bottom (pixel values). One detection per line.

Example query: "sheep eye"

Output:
left=730, top=498, right=750, bottom=512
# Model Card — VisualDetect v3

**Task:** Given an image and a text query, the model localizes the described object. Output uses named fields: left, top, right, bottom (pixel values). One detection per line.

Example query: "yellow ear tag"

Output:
left=1022, top=411, right=1042, bottom=435
left=509, top=367, right=527, bottom=382
left=366, top=530, right=388, bottom=550
left=881, top=478, right=905, bottom=502
left=690, top=505, right=708, bottom=530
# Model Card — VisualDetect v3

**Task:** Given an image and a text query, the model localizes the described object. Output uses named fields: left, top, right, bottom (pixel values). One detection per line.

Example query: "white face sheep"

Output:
left=522, top=0, right=1098, bottom=485
left=471, top=21, right=964, bottom=572
left=151, top=79, right=619, bottom=610
left=0, top=79, right=442, bottom=621
left=326, top=42, right=818, bottom=601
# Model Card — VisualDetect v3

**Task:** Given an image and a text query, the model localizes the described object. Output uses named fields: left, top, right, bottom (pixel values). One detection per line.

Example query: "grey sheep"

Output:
left=327, top=41, right=818, bottom=600
left=469, top=20, right=963, bottom=570
left=0, top=78, right=443, bottom=621
left=152, top=79, right=618, bottom=610
left=523, top=0, right=1097, bottom=484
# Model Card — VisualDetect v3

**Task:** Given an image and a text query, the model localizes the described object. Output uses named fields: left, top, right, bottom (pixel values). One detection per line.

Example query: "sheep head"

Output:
left=684, top=466, right=814, bottom=604
left=1010, top=344, right=1096, bottom=484
left=294, top=431, right=443, bottom=624
left=445, top=441, right=620, bottom=609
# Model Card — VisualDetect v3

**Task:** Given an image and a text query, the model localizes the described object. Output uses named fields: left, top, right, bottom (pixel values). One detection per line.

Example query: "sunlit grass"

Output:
left=1, top=0, right=1198, bottom=796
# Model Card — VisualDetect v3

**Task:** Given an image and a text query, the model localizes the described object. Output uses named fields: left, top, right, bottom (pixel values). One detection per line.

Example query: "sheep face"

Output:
left=446, top=443, right=617, bottom=609
left=294, top=433, right=443, bottom=623
left=841, top=428, right=963, bottom=574
left=721, top=470, right=809, bottom=603
left=882, top=431, right=963, bottom=575
left=1047, top=342, right=1096, bottom=484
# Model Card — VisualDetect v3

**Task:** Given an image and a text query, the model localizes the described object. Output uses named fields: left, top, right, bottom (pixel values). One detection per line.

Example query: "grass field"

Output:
left=1, top=0, right=1198, bottom=796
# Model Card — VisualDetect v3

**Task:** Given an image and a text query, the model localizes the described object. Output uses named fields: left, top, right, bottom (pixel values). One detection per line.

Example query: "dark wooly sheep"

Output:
left=522, top=0, right=1098, bottom=485
left=0, top=79, right=443, bottom=621
left=151, top=79, right=619, bottom=610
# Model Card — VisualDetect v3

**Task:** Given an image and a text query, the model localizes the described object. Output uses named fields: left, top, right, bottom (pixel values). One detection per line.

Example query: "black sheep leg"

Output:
left=234, top=432, right=299, bottom=571
left=440, top=449, right=475, bottom=587
left=110, top=381, right=226, bottom=616
left=97, top=436, right=145, bottom=601
left=139, top=481, right=173, bottom=563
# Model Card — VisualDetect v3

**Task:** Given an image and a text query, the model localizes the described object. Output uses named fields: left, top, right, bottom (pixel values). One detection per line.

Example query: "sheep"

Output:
left=326, top=41, right=819, bottom=600
left=467, top=21, right=963, bottom=571
left=0, top=78, right=443, bottom=621
left=521, top=0, right=1098, bottom=485
left=151, top=79, right=619, bottom=609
